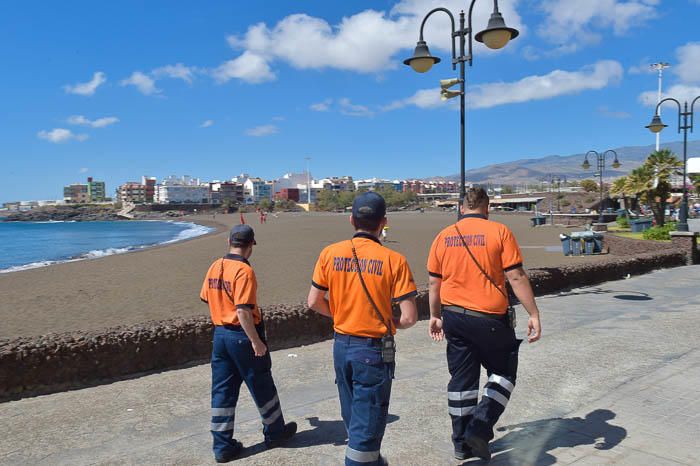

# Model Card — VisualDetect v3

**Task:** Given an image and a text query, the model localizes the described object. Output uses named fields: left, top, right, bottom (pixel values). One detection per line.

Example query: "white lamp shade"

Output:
left=481, top=29, right=512, bottom=50
left=409, top=57, right=435, bottom=73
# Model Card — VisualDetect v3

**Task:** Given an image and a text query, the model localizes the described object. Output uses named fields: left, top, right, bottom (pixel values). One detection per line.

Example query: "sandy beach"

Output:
left=0, top=211, right=600, bottom=339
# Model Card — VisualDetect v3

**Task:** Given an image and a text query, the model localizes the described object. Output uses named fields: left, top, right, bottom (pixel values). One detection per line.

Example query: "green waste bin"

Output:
left=630, top=218, right=652, bottom=232
left=531, top=216, right=547, bottom=227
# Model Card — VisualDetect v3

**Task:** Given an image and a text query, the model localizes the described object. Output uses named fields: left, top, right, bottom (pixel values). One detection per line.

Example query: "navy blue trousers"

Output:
left=443, top=310, right=522, bottom=449
left=334, top=333, right=394, bottom=466
left=210, top=325, right=286, bottom=458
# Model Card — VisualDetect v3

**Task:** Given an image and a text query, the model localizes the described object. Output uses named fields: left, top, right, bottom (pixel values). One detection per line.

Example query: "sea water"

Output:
left=0, top=220, right=213, bottom=273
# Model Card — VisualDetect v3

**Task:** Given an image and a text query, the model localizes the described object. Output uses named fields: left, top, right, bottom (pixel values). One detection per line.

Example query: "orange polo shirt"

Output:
left=312, top=232, right=417, bottom=338
left=427, top=214, right=523, bottom=315
left=200, top=254, right=261, bottom=326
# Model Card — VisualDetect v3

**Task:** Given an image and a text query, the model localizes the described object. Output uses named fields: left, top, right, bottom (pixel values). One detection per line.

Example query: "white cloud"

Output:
left=383, top=88, right=448, bottom=111
left=339, top=98, right=374, bottom=117
left=272, top=116, right=286, bottom=121
left=37, top=128, right=88, bottom=143
left=152, top=63, right=196, bottom=84
left=212, top=51, right=276, bottom=84
left=63, top=72, right=107, bottom=96
left=245, top=124, right=278, bottom=136
left=674, top=42, right=700, bottom=85
left=310, top=99, right=333, bottom=112
left=598, top=106, right=631, bottom=119
left=639, top=84, right=700, bottom=107
left=120, top=71, right=161, bottom=95
left=79, top=167, right=89, bottom=173
left=67, top=115, right=119, bottom=128
left=628, top=57, right=657, bottom=75
left=217, top=1, right=524, bottom=81
left=469, top=60, right=623, bottom=109
left=537, top=0, right=659, bottom=54
left=387, top=60, right=624, bottom=111
left=200, top=119, right=215, bottom=128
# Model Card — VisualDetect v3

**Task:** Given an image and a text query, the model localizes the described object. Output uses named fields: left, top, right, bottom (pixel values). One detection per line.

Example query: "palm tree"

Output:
left=632, top=149, right=683, bottom=226
left=610, top=176, right=628, bottom=210
left=619, top=168, right=650, bottom=213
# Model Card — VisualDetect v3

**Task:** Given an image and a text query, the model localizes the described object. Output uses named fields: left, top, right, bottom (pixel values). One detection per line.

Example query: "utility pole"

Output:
left=651, top=62, right=670, bottom=151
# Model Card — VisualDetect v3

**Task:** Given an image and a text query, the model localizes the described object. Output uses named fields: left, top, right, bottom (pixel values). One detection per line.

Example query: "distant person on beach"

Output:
left=427, top=187, right=541, bottom=461
left=200, top=225, right=296, bottom=462
left=307, top=192, right=418, bottom=465
left=381, top=225, right=389, bottom=241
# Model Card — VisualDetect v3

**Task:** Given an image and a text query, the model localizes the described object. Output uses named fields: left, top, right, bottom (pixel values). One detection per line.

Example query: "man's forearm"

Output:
left=394, top=297, right=418, bottom=329
left=237, top=307, right=263, bottom=343
left=509, top=276, right=539, bottom=317
left=428, top=280, right=442, bottom=319
left=310, top=298, right=332, bottom=317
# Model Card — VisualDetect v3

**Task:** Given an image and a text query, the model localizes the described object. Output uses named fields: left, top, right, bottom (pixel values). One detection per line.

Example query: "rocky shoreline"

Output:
left=3, top=205, right=125, bottom=222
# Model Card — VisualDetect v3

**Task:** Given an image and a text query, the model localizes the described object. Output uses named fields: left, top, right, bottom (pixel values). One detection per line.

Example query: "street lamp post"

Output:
left=646, top=95, right=700, bottom=232
left=545, top=174, right=567, bottom=212
left=582, top=150, right=621, bottom=224
left=304, top=156, right=312, bottom=205
left=650, top=62, right=670, bottom=151
left=403, top=0, right=519, bottom=217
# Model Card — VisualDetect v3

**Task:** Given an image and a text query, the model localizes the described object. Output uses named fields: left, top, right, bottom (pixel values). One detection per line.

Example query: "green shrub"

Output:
left=642, top=222, right=677, bottom=241
left=617, top=217, right=629, bottom=229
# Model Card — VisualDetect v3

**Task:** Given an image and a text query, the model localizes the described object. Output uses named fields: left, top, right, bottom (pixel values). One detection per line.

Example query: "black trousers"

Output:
left=443, top=309, right=522, bottom=447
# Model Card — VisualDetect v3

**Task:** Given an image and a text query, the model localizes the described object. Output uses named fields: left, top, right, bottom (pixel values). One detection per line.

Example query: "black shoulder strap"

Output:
left=219, top=258, right=236, bottom=305
left=350, top=240, right=393, bottom=336
left=453, top=223, right=509, bottom=301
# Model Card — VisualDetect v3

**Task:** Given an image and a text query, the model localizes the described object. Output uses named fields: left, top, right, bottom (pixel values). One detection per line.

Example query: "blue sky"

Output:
left=1, top=0, right=699, bottom=202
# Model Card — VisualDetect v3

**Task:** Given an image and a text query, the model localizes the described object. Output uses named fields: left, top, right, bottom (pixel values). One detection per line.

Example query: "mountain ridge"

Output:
left=428, top=140, right=700, bottom=185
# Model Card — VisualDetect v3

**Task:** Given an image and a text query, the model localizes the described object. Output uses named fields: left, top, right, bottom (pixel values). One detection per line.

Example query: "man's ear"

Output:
left=349, top=215, right=356, bottom=229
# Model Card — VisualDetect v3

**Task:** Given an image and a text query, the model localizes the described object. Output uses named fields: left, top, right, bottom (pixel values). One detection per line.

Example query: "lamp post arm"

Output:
left=654, top=97, right=681, bottom=115
left=419, top=8, right=457, bottom=69
left=585, top=150, right=600, bottom=161
left=655, top=97, right=682, bottom=134
left=603, top=149, right=618, bottom=163
left=690, top=95, right=700, bottom=132
left=466, top=0, right=501, bottom=66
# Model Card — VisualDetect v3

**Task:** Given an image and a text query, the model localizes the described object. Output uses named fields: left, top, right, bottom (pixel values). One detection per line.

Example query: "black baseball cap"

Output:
left=352, top=192, right=386, bottom=221
left=229, top=224, right=256, bottom=245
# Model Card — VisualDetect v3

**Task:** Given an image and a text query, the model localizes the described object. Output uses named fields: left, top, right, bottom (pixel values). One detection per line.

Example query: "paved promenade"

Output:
left=2, top=266, right=699, bottom=465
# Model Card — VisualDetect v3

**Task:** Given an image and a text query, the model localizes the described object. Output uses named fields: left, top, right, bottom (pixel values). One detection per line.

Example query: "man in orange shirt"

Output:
left=307, top=192, right=418, bottom=466
left=427, top=188, right=542, bottom=461
left=200, top=224, right=296, bottom=463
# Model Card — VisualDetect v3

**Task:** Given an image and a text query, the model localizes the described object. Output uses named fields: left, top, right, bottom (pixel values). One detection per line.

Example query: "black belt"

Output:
left=443, top=305, right=506, bottom=320
left=217, top=323, right=264, bottom=332
left=334, top=332, right=383, bottom=346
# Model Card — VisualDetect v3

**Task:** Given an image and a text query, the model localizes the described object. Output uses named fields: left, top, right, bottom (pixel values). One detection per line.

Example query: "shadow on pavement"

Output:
left=539, top=288, right=652, bottom=301
left=613, top=294, right=653, bottom=301
left=237, top=414, right=400, bottom=459
left=460, top=409, right=627, bottom=466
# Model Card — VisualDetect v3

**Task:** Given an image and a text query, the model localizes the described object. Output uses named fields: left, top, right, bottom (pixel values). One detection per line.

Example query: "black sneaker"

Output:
left=454, top=445, right=473, bottom=460
left=264, top=422, right=297, bottom=449
left=465, top=435, right=491, bottom=461
left=215, top=440, right=243, bottom=463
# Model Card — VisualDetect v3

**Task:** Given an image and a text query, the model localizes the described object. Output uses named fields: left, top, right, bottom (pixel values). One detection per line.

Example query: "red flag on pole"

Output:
left=239, top=212, right=245, bottom=224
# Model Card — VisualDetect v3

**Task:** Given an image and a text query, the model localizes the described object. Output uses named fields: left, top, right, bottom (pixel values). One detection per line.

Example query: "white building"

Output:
left=155, top=175, right=209, bottom=204
left=243, top=177, right=272, bottom=204
left=354, top=178, right=397, bottom=191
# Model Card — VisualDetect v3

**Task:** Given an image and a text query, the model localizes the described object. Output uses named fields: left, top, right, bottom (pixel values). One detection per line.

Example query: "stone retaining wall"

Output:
left=0, top=243, right=686, bottom=402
